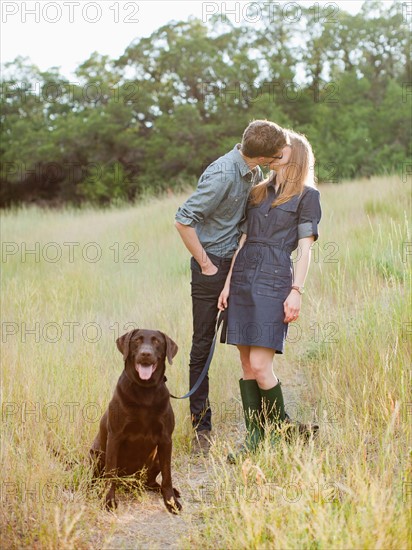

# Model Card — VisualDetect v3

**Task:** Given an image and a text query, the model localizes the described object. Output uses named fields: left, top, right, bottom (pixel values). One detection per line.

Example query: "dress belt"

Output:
left=245, top=237, right=292, bottom=253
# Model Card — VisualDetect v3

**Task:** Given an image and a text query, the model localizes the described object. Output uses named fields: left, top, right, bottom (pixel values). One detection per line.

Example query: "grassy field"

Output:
left=1, top=175, right=411, bottom=549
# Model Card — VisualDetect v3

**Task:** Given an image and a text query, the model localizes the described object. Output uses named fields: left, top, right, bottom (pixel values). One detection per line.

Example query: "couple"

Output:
left=175, top=120, right=321, bottom=457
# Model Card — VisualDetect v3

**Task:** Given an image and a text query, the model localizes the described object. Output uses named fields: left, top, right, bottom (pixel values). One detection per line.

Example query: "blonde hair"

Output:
left=250, top=130, right=316, bottom=208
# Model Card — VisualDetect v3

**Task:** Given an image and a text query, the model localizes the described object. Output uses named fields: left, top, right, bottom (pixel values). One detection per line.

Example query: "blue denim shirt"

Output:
left=175, top=144, right=262, bottom=258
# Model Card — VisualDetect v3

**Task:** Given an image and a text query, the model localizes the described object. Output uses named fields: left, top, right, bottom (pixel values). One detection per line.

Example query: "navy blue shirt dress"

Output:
left=226, top=180, right=322, bottom=353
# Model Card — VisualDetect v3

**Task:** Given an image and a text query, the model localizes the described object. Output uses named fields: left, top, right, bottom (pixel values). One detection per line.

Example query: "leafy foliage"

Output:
left=0, top=1, right=409, bottom=206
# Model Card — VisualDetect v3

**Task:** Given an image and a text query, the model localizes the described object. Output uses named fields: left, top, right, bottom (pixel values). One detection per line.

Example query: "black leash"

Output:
left=170, top=309, right=227, bottom=400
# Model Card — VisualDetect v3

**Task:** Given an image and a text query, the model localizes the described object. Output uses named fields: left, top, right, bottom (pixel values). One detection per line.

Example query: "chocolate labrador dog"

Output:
left=90, top=329, right=182, bottom=514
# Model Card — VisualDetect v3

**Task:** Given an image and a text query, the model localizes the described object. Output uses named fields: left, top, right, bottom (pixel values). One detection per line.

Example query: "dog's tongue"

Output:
left=136, top=364, right=155, bottom=380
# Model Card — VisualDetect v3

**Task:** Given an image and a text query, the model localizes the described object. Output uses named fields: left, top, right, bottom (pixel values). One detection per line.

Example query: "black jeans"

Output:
left=189, top=253, right=232, bottom=432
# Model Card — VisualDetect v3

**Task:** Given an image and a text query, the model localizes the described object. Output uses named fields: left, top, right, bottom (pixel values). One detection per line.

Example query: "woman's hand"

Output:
left=217, top=234, right=246, bottom=311
left=283, top=290, right=301, bottom=323
left=218, top=284, right=230, bottom=311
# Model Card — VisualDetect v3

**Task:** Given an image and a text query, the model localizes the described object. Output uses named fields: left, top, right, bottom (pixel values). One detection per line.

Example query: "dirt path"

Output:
left=93, top=460, right=209, bottom=549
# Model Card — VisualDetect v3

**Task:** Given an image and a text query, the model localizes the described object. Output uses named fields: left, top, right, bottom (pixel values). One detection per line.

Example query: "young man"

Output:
left=174, top=120, right=289, bottom=455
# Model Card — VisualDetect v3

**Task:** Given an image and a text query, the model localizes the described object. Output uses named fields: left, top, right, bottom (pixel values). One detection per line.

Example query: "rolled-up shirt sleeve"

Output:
left=297, top=188, right=322, bottom=241
left=175, top=166, right=230, bottom=227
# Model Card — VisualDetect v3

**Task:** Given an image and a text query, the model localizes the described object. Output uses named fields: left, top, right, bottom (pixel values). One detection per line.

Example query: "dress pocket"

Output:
left=231, top=257, right=246, bottom=285
left=256, top=285, right=282, bottom=298
left=259, top=263, right=292, bottom=287
left=256, top=263, right=292, bottom=299
left=255, top=282, right=291, bottom=301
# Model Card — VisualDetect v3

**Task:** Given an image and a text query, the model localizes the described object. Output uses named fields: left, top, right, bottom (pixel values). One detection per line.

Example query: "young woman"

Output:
left=218, top=130, right=321, bottom=454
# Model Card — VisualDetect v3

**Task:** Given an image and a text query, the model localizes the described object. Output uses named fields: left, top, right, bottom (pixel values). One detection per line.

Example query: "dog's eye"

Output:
left=151, top=337, right=160, bottom=345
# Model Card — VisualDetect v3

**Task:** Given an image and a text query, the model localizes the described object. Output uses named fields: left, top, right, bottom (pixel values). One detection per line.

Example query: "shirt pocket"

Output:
left=273, top=197, right=300, bottom=229
left=221, top=189, right=249, bottom=217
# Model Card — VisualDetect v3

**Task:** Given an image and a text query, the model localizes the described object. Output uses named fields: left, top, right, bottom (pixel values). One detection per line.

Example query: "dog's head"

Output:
left=116, top=329, right=178, bottom=385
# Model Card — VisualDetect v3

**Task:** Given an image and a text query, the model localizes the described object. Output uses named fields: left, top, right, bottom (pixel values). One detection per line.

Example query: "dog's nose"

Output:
left=138, top=346, right=155, bottom=360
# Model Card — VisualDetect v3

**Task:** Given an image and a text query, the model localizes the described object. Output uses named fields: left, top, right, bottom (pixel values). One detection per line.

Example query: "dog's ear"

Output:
left=116, top=330, right=137, bottom=362
left=160, top=332, right=178, bottom=365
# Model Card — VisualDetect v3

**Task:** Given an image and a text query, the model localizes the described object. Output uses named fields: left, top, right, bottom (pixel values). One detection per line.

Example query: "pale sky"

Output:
left=1, top=1, right=379, bottom=79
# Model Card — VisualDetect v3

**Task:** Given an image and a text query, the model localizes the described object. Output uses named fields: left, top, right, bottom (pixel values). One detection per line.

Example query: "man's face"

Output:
left=260, top=145, right=292, bottom=169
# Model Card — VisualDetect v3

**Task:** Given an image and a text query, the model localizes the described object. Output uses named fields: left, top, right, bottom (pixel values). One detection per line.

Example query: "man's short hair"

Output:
left=241, top=120, right=288, bottom=158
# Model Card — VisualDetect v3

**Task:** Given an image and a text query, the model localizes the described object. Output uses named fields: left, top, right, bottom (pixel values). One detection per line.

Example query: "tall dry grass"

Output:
left=1, top=175, right=411, bottom=549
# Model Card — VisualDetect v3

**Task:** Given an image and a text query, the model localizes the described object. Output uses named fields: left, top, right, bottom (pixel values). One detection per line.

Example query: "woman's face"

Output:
left=268, top=145, right=292, bottom=169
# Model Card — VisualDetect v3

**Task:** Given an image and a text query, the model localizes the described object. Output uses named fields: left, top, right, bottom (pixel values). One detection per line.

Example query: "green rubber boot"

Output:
left=259, top=382, right=286, bottom=434
left=240, top=379, right=264, bottom=450
left=227, top=379, right=263, bottom=463
left=260, top=381, right=319, bottom=442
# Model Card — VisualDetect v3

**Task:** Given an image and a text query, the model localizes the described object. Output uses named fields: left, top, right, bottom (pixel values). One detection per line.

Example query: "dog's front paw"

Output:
left=163, top=492, right=182, bottom=514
